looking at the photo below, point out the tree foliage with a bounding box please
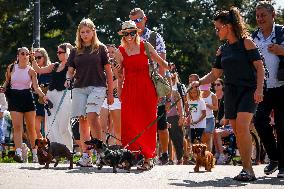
[0,0,283,84]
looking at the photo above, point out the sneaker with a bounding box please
[158,153,169,165]
[32,154,38,163]
[264,160,278,175]
[21,143,29,163]
[277,169,284,178]
[14,153,23,163]
[77,155,93,167]
[32,149,38,163]
[217,154,226,165]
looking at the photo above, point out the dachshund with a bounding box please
[35,138,73,169]
[85,138,143,173]
[192,143,215,172]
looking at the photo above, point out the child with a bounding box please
[187,86,206,144]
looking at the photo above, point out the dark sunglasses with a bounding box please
[214,83,221,86]
[122,31,137,37]
[20,52,29,56]
[35,56,43,60]
[132,17,144,23]
[57,51,66,54]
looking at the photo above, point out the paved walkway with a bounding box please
[0,163,283,189]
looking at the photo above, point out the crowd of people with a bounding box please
[0,1,283,181]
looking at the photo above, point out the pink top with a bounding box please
[11,64,32,90]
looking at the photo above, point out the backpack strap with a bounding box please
[274,24,284,45]
[149,31,157,50]
[252,28,260,41]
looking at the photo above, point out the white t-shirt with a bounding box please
[188,99,206,128]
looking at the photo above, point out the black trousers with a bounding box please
[254,85,284,169]
[168,115,184,160]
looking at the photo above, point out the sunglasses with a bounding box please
[35,56,43,60]
[215,25,227,33]
[57,51,65,54]
[214,83,221,86]
[122,31,137,37]
[132,17,144,23]
[20,52,29,56]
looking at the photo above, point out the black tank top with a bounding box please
[48,63,68,91]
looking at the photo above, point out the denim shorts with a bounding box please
[101,98,121,110]
[205,117,215,133]
[71,86,106,117]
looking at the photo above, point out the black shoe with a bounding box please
[13,154,23,163]
[159,153,169,165]
[277,168,284,178]
[264,160,278,175]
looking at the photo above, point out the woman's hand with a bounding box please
[178,116,184,127]
[254,87,263,104]
[0,86,6,93]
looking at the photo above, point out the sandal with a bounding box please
[233,170,257,182]
[137,161,153,171]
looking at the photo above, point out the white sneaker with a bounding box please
[21,143,29,163]
[14,148,23,163]
[32,149,38,163]
[77,155,92,167]
[217,154,227,165]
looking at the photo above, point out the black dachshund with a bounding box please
[85,138,143,173]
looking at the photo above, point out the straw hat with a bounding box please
[118,20,142,35]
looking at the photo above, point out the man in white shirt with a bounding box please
[253,1,284,178]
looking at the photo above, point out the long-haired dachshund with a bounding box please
[192,143,215,172]
[35,138,73,169]
[85,138,143,173]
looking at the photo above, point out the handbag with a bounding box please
[144,42,171,98]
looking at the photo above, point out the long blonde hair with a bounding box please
[34,47,51,66]
[75,18,101,54]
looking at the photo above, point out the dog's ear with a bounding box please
[35,139,39,146]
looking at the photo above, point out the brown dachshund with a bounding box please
[35,138,73,169]
[192,143,215,172]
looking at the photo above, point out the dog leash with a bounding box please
[123,87,191,149]
[46,89,68,137]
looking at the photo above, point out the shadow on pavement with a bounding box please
[169,176,284,187]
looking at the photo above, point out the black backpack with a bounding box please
[252,24,284,81]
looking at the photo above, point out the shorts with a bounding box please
[101,98,121,110]
[190,128,204,143]
[71,86,106,118]
[8,89,36,112]
[204,117,215,133]
[157,105,167,130]
[35,100,45,117]
[224,85,257,119]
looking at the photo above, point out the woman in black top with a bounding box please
[32,43,74,151]
[193,7,265,181]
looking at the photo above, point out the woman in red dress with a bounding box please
[115,21,169,170]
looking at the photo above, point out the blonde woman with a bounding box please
[0,47,46,163]
[32,43,74,151]
[65,18,114,167]
[33,48,51,139]
[115,20,169,171]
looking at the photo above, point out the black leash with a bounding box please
[123,89,190,149]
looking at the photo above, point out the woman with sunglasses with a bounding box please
[192,7,265,181]
[31,43,74,151]
[65,18,114,167]
[32,48,51,141]
[0,47,46,163]
[115,20,169,171]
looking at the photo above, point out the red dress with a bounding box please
[119,41,157,159]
